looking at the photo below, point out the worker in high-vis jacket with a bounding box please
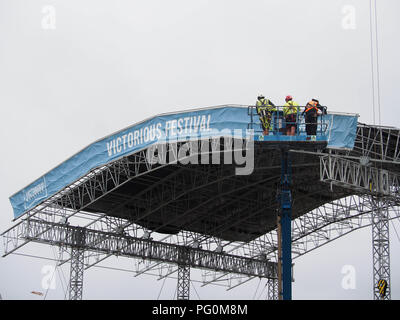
[302,99,324,140]
[256,94,276,135]
[283,95,299,136]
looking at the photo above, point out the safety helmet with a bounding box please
[308,100,317,107]
[257,94,265,100]
[285,95,293,102]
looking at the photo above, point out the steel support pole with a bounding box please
[177,248,190,300]
[177,264,190,300]
[277,215,283,300]
[267,277,279,300]
[371,197,391,300]
[69,228,86,300]
[278,149,292,300]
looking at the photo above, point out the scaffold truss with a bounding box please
[2,122,400,299]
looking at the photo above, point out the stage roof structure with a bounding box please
[9,105,359,242]
[3,104,399,300]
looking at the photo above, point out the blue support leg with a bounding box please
[279,149,292,300]
[281,207,292,300]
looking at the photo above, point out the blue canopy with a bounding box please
[9,105,358,219]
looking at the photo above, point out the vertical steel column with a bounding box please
[69,228,86,300]
[276,215,283,300]
[267,278,279,300]
[371,197,391,300]
[278,149,292,300]
[177,247,190,300]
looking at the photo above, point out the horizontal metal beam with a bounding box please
[17,219,277,279]
[320,155,400,201]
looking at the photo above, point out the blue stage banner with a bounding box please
[9,106,358,219]
[325,113,359,150]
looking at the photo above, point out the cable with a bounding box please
[157,277,167,300]
[191,281,201,300]
[43,248,60,300]
[369,0,382,126]
[374,0,382,126]
[369,0,376,125]
[53,246,68,295]
[252,278,261,300]
[257,281,267,300]
[390,219,400,243]
[173,285,177,300]
[50,246,68,300]
[64,283,70,300]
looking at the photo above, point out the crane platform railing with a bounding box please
[247,105,329,138]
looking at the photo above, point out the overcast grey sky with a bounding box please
[0,0,399,300]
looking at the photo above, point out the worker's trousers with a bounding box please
[305,116,317,136]
[258,110,273,131]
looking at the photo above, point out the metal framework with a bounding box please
[277,149,292,300]
[320,155,400,200]
[371,197,391,300]
[319,152,399,300]
[266,278,278,300]
[11,218,278,278]
[177,249,190,300]
[69,249,84,299]
[68,228,86,300]
[2,120,400,300]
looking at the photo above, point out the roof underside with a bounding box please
[53,123,400,243]
[82,142,352,242]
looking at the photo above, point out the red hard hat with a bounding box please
[285,95,293,102]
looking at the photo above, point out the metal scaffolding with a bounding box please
[320,153,396,300]
[6,218,278,277]
[277,149,293,300]
[177,264,190,300]
[69,246,85,300]
[320,155,400,200]
[266,278,278,300]
[371,197,391,300]
[177,247,191,300]
[69,227,86,300]
[2,121,400,299]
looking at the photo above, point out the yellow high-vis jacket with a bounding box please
[283,100,299,117]
[256,98,276,113]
